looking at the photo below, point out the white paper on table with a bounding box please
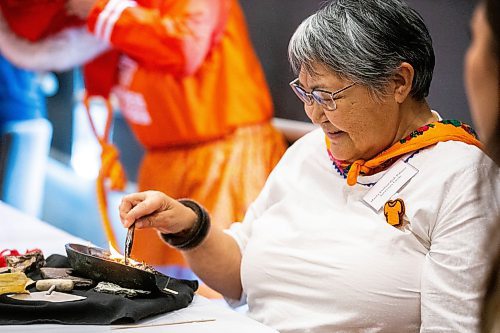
[8,291,86,303]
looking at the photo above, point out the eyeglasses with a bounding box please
[289,78,355,111]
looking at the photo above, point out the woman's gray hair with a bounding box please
[288,0,435,101]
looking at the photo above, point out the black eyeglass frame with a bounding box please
[289,78,355,111]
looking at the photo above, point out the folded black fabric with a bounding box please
[0,255,198,325]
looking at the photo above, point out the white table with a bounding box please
[0,201,278,333]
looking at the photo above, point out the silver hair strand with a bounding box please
[288,0,435,100]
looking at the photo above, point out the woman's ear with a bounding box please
[393,62,414,104]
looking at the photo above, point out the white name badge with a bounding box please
[362,159,418,212]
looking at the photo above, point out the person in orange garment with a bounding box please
[0,0,286,283]
[66,0,288,279]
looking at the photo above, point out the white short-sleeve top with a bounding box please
[226,127,500,333]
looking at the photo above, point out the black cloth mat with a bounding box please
[0,254,198,325]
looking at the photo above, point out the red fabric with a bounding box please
[83,51,121,98]
[0,248,43,268]
[0,0,113,97]
[0,249,20,267]
[0,0,84,42]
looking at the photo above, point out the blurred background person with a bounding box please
[465,0,499,165]
[0,0,108,219]
[68,0,287,286]
[0,0,285,290]
[464,0,500,332]
[0,53,52,218]
[0,0,288,292]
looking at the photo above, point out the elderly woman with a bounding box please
[119,0,500,331]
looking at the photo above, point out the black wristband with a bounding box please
[160,199,211,250]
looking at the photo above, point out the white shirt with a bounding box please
[226,128,500,333]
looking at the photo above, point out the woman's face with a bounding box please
[298,63,402,162]
[465,4,499,143]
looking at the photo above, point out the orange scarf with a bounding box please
[326,120,482,186]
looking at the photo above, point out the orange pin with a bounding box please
[384,199,406,227]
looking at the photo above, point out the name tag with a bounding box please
[362,159,418,212]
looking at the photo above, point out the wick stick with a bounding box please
[163,276,179,295]
[46,285,56,295]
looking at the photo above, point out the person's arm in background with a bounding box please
[68,0,228,76]
[0,11,109,72]
[119,191,243,300]
[420,165,500,332]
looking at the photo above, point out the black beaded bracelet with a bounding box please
[160,199,211,250]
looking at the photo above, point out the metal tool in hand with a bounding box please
[124,223,136,265]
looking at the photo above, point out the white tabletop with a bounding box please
[0,201,90,256]
[0,201,277,333]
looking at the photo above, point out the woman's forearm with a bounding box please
[182,225,243,300]
[119,191,243,299]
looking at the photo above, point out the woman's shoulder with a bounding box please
[413,140,495,173]
[413,140,498,185]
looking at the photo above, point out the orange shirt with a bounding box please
[87,0,274,148]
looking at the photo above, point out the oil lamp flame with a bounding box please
[108,242,140,265]
[108,242,123,260]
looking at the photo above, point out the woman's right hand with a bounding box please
[118,191,197,235]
